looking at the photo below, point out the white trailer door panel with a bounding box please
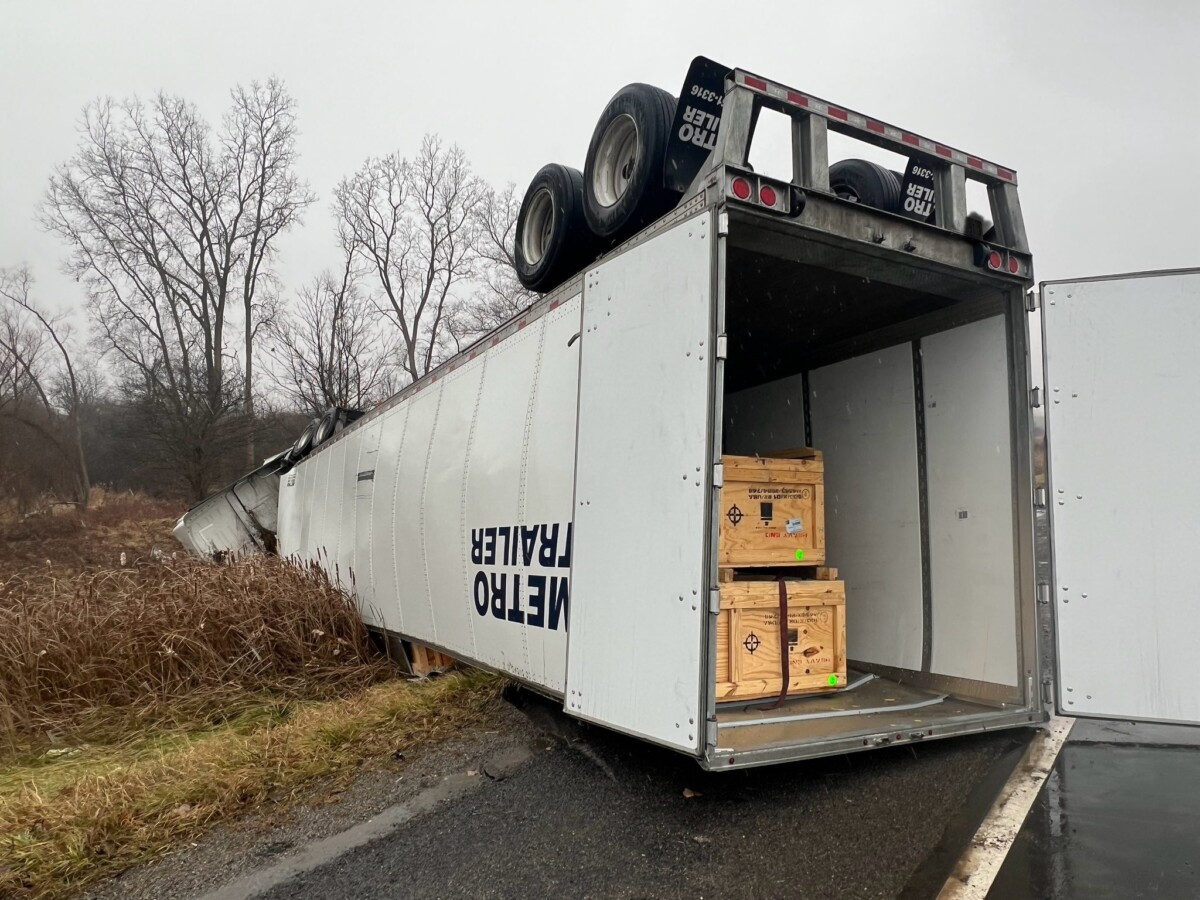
[1044,270,1200,725]
[566,214,714,753]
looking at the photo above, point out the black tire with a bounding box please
[312,408,340,447]
[829,159,902,212]
[289,417,320,461]
[515,163,595,293]
[583,83,680,241]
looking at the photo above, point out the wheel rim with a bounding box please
[592,114,639,208]
[833,183,861,203]
[521,188,555,265]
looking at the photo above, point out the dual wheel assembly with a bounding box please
[515,83,681,294]
[284,407,365,466]
[515,83,969,294]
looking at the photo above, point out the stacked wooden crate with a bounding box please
[716,451,847,702]
[408,642,456,676]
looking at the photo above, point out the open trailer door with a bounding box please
[564,210,715,753]
[1043,268,1200,726]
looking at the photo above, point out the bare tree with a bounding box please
[334,135,484,383]
[42,81,313,500]
[453,181,535,340]
[226,82,313,460]
[266,250,398,415]
[0,267,91,507]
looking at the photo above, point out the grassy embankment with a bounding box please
[0,491,497,899]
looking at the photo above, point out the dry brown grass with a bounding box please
[0,486,501,899]
[0,487,183,574]
[0,556,397,746]
[0,671,501,900]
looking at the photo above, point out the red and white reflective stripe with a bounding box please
[735,71,1017,185]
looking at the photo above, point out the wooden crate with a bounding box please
[715,579,846,702]
[407,642,456,676]
[719,454,825,568]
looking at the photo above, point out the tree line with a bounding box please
[1,79,533,508]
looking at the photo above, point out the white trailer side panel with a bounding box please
[566,214,713,753]
[279,294,583,694]
[509,302,580,690]
[325,438,348,584]
[300,449,323,563]
[277,469,302,565]
[1044,270,1200,725]
[455,298,579,690]
[335,433,358,592]
[352,420,382,615]
[423,360,484,656]
[367,403,411,633]
[463,316,552,680]
[390,383,443,641]
[809,346,925,672]
[923,316,1019,687]
[309,441,332,564]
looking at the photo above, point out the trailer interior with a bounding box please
[711,206,1041,766]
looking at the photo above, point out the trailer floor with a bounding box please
[716,671,1010,756]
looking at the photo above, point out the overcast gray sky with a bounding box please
[2,0,1198,315]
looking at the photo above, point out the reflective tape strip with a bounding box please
[734,70,1017,184]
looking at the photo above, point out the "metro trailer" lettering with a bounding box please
[470,521,572,631]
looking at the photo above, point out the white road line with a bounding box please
[937,716,1075,900]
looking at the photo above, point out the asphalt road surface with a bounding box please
[988,722,1200,899]
[248,690,1029,900]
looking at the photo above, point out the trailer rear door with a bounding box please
[565,213,715,753]
[1043,269,1200,726]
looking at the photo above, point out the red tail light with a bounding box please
[725,168,804,218]
[987,251,1003,270]
[1008,257,1020,274]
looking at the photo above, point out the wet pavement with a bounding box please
[254,690,1030,900]
[988,725,1200,899]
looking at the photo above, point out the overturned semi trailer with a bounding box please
[172,454,287,560]
[176,60,1200,769]
[173,407,362,559]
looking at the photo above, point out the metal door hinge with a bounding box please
[705,717,719,748]
[1038,581,1051,605]
[717,210,729,236]
[708,588,722,614]
[1034,486,1047,508]
[1026,290,1040,312]
[1030,386,1042,408]
[715,334,728,360]
[713,463,724,487]
[1041,677,1054,705]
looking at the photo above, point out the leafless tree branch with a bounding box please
[41,83,311,499]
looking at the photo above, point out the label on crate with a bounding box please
[736,607,836,680]
[469,522,572,631]
[746,485,812,503]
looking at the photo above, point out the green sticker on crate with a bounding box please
[828,674,838,686]
[795,549,805,561]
